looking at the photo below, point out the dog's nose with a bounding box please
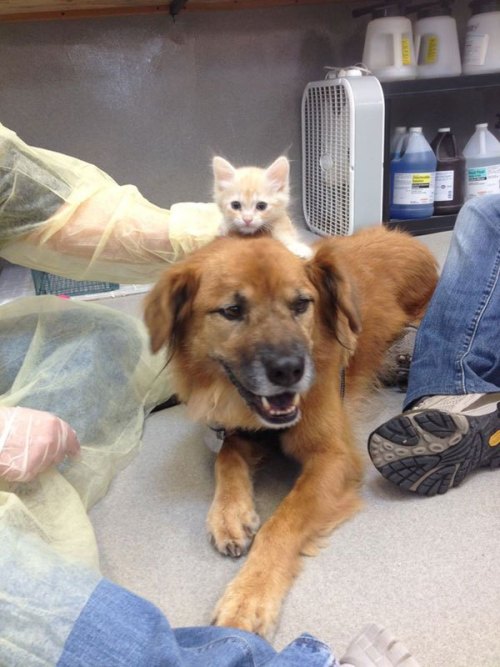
[265,354,305,388]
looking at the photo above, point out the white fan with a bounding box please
[301,67,385,236]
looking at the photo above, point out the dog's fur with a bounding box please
[144,226,438,636]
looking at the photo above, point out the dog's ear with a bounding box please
[144,264,200,355]
[306,244,361,349]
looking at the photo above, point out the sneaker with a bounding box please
[340,623,421,667]
[368,393,500,496]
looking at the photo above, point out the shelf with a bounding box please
[382,72,500,98]
[381,73,500,236]
[385,214,456,236]
[0,0,339,22]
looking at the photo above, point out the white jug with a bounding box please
[463,0,500,75]
[353,3,417,81]
[411,1,462,78]
[463,123,500,198]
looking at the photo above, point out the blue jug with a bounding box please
[390,126,437,219]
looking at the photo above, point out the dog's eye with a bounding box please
[291,297,311,315]
[230,201,242,211]
[255,201,267,211]
[218,304,244,321]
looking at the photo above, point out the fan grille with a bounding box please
[303,82,351,236]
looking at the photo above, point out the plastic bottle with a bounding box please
[352,3,417,81]
[462,123,500,199]
[409,0,462,78]
[430,127,465,214]
[390,127,437,219]
[463,0,500,75]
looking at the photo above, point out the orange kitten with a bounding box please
[212,156,312,258]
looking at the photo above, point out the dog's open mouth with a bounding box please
[220,361,301,427]
[252,391,300,426]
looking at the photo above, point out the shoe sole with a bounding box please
[368,404,500,496]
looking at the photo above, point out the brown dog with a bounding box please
[144,226,438,636]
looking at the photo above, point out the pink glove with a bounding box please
[0,407,80,482]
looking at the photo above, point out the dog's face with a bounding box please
[145,236,360,430]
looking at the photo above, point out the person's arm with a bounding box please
[0,122,221,283]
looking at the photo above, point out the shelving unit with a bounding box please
[0,0,339,22]
[381,72,500,236]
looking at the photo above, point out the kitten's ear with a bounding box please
[265,156,289,193]
[213,156,236,190]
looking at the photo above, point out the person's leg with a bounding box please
[369,195,500,496]
[60,580,339,667]
[0,523,336,667]
[405,194,500,406]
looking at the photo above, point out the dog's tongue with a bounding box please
[268,392,296,410]
[258,392,300,423]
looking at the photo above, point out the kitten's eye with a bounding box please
[230,201,242,211]
[291,297,312,316]
[218,304,244,321]
[256,201,267,211]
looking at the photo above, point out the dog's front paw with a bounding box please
[207,502,260,558]
[212,579,280,637]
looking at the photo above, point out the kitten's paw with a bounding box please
[285,241,314,259]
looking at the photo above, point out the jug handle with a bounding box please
[414,33,421,65]
[392,32,401,67]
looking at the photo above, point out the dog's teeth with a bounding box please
[261,395,299,417]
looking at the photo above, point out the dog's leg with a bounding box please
[212,446,362,636]
[207,434,263,558]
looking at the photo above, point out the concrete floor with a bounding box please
[3,229,499,665]
[87,229,499,666]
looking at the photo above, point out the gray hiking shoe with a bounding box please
[368,393,500,496]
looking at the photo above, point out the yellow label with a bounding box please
[412,173,431,185]
[402,37,412,66]
[424,36,438,64]
[489,430,500,447]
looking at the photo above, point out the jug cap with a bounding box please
[438,127,451,132]
[469,0,500,14]
[352,2,405,19]
[406,0,454,18]
[409,127,423,132]
[476,122,488,129]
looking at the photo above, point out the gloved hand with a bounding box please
[0,406,80,482]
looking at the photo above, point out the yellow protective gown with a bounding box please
[0,295,172,569]
[0,123,221,571]
[0,122,222,283]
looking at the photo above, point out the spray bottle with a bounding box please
[407,0,462,78]
[352,2,417,81]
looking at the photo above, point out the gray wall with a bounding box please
[0,5,365,224]
[0,1,473,225]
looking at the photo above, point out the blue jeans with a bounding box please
[0,526,337,667]
[404,194,500,409]
[59,580,338,667]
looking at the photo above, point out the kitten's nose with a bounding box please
[243,217,254,225]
